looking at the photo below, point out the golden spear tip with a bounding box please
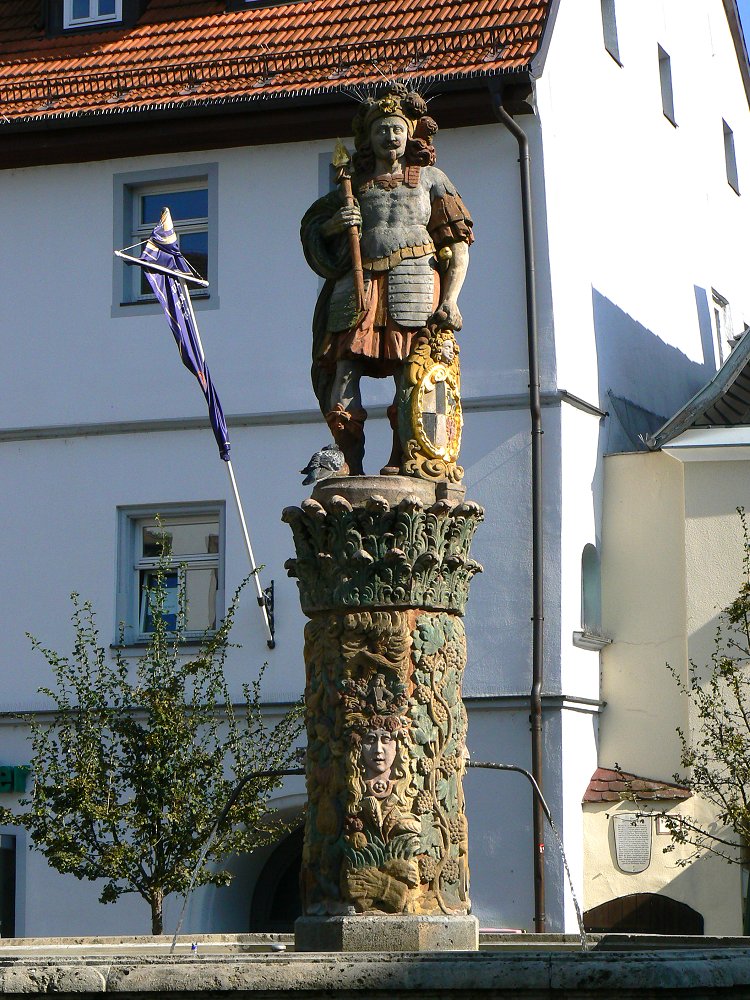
[332,139,351,167]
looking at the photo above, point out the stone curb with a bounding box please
[0,950,749,995]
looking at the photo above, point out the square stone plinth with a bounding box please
[294,915,479,953]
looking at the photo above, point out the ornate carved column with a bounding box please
[284,476,483,952]
[294,81,481,952]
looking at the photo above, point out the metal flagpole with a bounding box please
[178,277,276,649]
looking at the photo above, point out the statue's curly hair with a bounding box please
[351,87,437,176]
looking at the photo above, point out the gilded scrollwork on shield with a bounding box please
[398,328,464,483]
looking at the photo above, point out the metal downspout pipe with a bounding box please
[492,90,546,933]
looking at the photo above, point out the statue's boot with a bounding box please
[380,403,403,476]
[326,404,366,476]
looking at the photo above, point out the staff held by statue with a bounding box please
[332,139,366,315]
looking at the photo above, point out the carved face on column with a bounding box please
[439,338,455,364]
[360,728,397,793]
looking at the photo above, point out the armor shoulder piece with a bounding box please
[423,166,458,200]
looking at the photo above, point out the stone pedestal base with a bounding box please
[294,915,479,953]
[311,475,465,509]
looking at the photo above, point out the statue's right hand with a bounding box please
[321,204,362,237]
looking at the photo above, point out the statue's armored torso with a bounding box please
[358,174,433,263]
[327,167,456,332]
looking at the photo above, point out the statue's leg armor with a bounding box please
[380,397,403,475]
[326,360,367,476]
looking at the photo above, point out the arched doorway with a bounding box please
[248,826,304,932]
[584,893,704,935]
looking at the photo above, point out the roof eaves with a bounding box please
[0,65,527,132]
[646,330,750,450]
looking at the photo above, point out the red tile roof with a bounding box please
[0,0,551,123]
[583,768,692,804]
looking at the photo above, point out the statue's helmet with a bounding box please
[352,84,431,149]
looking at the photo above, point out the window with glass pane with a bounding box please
[64,0,121,25]
[134,514,220,636]
[132,182,209,300]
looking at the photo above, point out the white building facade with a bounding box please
[0,0,748,936]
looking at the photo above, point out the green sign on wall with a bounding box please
[0,767,29,793]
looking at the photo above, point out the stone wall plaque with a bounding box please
[613,813,652,873]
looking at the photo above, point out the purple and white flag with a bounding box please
[140,208,230,461]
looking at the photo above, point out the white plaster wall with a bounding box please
[555,401,606,931]
[0,701,540,936]
[560,705,599,932]
[559,402,605,700]
[600,451,688,780]
[0,377,561,934]
[0,125,530,432]
[583,798,741,934]
[539,0,750,934]
[0,405,557,707]
[596,450,748,932]
[681,457,750,936]
[0,108,569,932]
[537,0,750,422]
[462,406,562,698]
[682,459,750,666]
[464,701,553,932]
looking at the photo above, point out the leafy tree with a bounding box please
[1,546,302,935]
[664,508,750,928]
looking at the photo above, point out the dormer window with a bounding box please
[63,0,122,28]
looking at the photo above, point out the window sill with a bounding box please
[120,292,210,307]
[112,293,218,318]
[63,19,123,32]
[573,630,613,652]
[111,636,215,654]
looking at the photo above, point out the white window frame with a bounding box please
[129,178,209,303]
[113,163,219,316]
[712,289,734,366]
[64,0,122,28]
[116,503,226,647]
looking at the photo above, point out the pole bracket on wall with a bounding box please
[262,580,275,649]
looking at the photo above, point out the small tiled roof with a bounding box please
[0,0,551,124]
[583,768,691,804]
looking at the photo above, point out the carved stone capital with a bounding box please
[283,478,483,617]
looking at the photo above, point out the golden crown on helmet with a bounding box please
[352,83,434,148]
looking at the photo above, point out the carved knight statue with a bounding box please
[301,85,473,479]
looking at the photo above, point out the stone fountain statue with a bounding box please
[286,85,483,953]
[300,84,473,481]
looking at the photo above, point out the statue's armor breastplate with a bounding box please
[327,178,437,332]
[358,181,432,262]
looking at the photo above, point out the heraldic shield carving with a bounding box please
[399,327,464,484]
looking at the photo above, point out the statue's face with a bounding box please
[440,339,455,363]
[361,728,397,778]
[370,115,408,161]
